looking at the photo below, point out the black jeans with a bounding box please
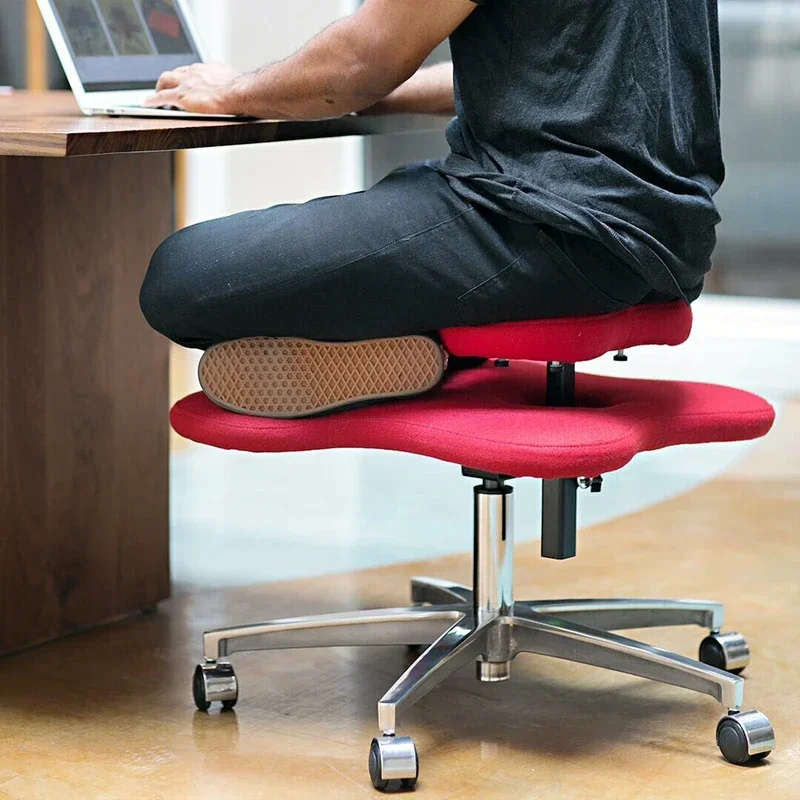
[140,161,661,350]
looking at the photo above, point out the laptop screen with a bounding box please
[50,0,201,92]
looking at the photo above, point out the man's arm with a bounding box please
[145,0,475,118]
[360,62,455,116]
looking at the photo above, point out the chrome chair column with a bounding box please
[473,479,514,681]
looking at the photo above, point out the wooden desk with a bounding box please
[0,92,446,654]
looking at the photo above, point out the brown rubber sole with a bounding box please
[198,335,447,418]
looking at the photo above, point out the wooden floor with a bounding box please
[1,407,799,799]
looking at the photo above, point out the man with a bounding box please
[140,0,723,417]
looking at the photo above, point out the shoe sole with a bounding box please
[198,335,446,419]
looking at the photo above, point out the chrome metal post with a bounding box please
[518,598,725,632]
[202,607,461,661]
[377,615,482,735]
[473,480,514,681]
[510,612,745,710]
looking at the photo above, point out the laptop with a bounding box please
[36,0,241,119]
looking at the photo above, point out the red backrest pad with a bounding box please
[440,301,693,362]
[171,362,774,480]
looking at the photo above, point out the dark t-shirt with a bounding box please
[439,0,725,301]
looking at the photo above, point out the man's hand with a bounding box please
[143,62,243,114]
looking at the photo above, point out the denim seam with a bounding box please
[457,246,533,326]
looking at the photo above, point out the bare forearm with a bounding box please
[147,0,476,117]
[227,16,419,120]
[362,63,455,115]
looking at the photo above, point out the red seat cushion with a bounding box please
[171,362,774,480]
[440,301,692,362]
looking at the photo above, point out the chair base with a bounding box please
[192,477,775,788]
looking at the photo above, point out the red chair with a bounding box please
[172,301,777,790]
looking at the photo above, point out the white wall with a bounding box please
[184,0,362,226]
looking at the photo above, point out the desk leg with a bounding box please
[0,153,172,654]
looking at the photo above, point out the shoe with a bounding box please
[198,335,447,418]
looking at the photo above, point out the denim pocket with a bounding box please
[533,229,632,311]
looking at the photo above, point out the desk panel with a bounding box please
[0,152,171,653]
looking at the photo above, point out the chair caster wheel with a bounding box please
[717,711,775,764]
[699,631,750,674]
[193,662,238,711]
[369,736,419,792]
